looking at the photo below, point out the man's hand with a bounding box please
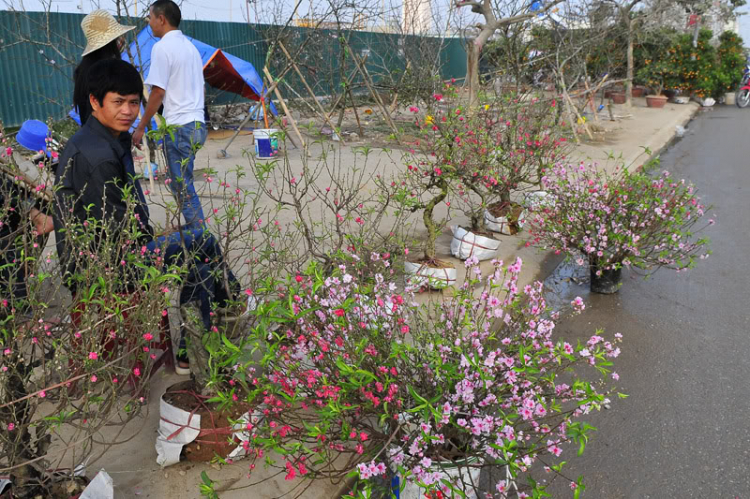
[132,125,146,150]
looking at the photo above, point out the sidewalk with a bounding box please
[90,98,701,498]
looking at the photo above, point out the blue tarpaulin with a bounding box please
[127,26,271,106]
[70,26,274,126]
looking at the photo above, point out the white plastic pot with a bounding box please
[484,208,527,235]
[524,191,555,211]
[404,261,456,290]
[450,226,500,261]
[394,458,482,499]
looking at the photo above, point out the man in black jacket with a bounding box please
[53,59,238,368]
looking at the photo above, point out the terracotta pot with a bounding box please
[646,95,668,108]
[631,87,645,98]
[611,92,626,104]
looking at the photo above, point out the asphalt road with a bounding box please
[545,104,750,497]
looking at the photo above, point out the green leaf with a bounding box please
[200,471,213,486]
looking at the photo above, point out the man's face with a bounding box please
[148,7,164,37]
[90,92,140,136]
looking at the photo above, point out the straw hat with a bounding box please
[80,10,135,57]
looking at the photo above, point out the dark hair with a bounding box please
[88,59,143,107]
[150,0,181,28]
[73,40,121,125]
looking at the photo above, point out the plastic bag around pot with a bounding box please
[484,207,527,235]
[391,456,482,499]
[450,225,500,261]
[404,261,456,290]
[155,387,262,467]
[523,190,556,211]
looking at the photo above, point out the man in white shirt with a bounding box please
[133,0,206,230]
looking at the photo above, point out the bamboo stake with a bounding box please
[327,54,368,119]
[564,91,594,141]
[390,59,412,113]
[260,96,270,129]
[263,66,306,148]
[346,48,400,137]
[562,91,580,144]
[583,78,599,124]
[278,42,341,141]
[347,85,364,138]
[139,85,161,193]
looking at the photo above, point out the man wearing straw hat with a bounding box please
[133,0,207,231]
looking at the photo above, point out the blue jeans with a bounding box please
[164,122,208,230]
[146,228,237,330]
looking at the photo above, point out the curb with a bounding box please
[628,103,701,171]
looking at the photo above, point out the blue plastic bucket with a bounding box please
[254,128,279,159]
[16,120,51,157]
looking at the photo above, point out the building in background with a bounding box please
[402,0,433,34]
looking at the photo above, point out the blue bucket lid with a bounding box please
[16,120,52,157]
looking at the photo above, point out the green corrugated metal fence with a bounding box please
[0,11,466,127]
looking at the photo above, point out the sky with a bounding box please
[0,0,468,30]
[3,0,749,47]
[738,7,750,47]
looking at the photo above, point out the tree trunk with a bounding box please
[422,179,448,261]
[467,28,496,109]
[467,41,482,109]
[626,21,634,108]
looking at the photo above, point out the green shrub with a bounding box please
[716,31,746,93]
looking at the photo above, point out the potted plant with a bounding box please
[240,254,622,498]
[397,91,461,288]
[0,137,168,496]
[483,97,566,236]
[528,162,712,293]
[717,31,746,105]
[637,60,670,108]
[428,101,504,261]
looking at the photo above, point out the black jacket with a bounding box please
[53,117,153,290]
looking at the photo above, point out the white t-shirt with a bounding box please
[145,30,205,126]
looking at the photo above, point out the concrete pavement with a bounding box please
[541,103,748,497]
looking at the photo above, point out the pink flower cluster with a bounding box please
[244,253,622,498]
[529,163,712,273]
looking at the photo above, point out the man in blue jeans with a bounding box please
[133,0,206,230]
